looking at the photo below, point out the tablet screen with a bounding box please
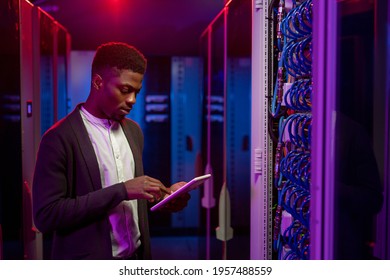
[150,174,211,211]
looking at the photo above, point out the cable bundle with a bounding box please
[284,79,312,111]
[280,219,310,259]
[281,0,312,40]
[271,0,313,116]
[279,149,311,189]
[277,112,312,148]
[283,36,312,78]
[271,0,312,260]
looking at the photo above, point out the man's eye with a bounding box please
[120,87,140,95]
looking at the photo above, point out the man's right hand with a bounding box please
[124,175,170,202]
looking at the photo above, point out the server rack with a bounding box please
[251,0,389,260]
[0,0,71,259]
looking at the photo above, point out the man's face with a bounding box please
[97,68,144,121]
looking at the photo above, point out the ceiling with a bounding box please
[30,0,374,57]
[31,0,225,56]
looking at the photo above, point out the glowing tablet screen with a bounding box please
[150,174,211,212]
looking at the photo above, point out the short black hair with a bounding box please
[91,42,147,75]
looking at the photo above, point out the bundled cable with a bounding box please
[280,0,312,40]
[283,36,312,78]
[277,219,310,260]
[271,0,312,260]
[284,79,312,111]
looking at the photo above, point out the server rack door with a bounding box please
[333,1,384,260]
[312,0,387,260]
[20,0,44,260]
[170,57,202,230]
[200,11,225,260]
[143,57,172,231]
[0,0,23,260]
[225,0,251,260]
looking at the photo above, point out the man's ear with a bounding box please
[92,74,103,90]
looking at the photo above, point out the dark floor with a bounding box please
[151,234,250,260]
[1,230,250,260]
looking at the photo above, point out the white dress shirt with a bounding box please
[80,106,141,258]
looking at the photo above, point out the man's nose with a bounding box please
[126,92,136,104]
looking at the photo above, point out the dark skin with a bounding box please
[83,67,190,209]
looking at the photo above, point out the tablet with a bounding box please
[150,174,211,212]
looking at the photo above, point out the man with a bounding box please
[32,42,189,260]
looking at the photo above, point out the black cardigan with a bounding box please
[32,105,151,259]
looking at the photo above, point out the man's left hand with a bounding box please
[160,181,190,212]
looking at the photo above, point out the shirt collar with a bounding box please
[80,105,117,129]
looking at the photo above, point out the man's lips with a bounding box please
[120,108,131,114]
